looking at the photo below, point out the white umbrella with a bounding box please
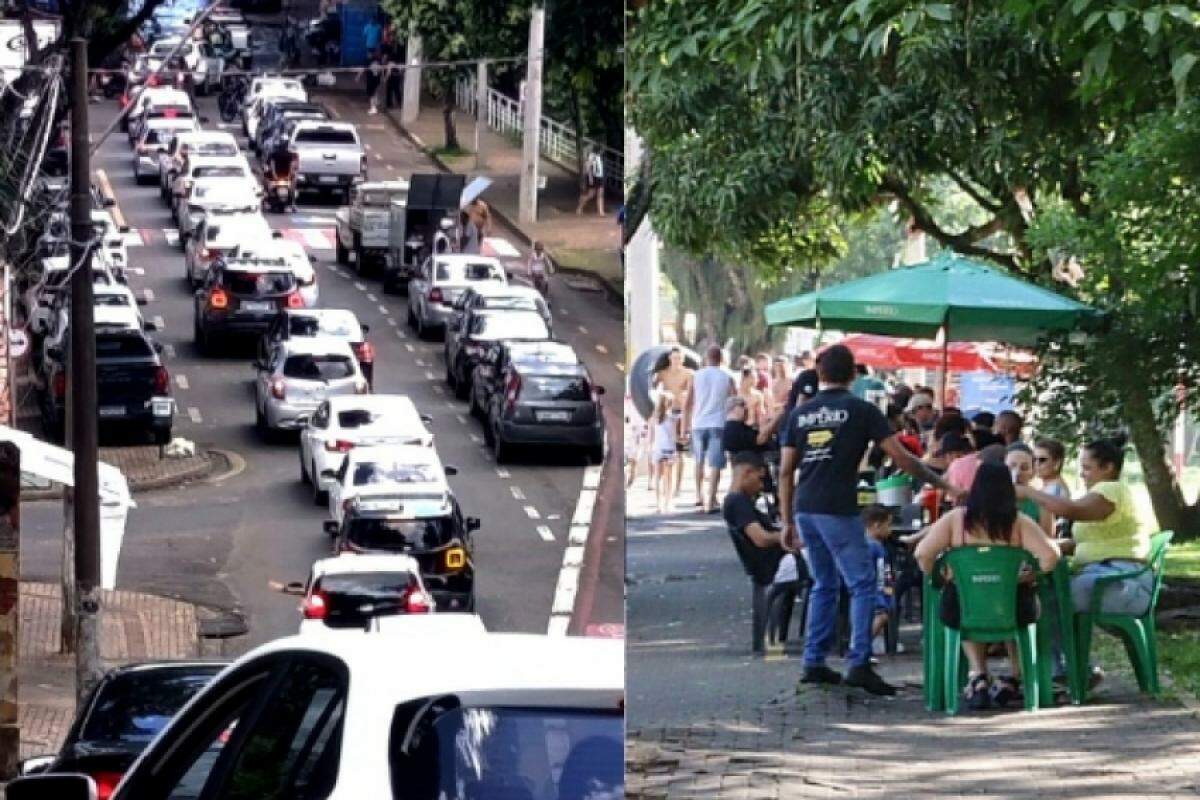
[459,176,493,208]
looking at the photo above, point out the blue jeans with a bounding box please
[1071,560,1153,615]
[691,427,726,469]
[797,512,876,669]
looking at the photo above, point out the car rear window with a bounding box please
[474,314,549,340]
[345,517,452,550]
[338,409,380,428]
[435,261,503,283]
[318,571,417,599]
[94,293,131,307]
[388,706,622,800]
[295,128,357,145]
[195,165,245,178]
[521,375,591,402]
[194,141,238,157]
[95,336,153,358]
[352,461,440,487]
[481,295,539,312]
[226,271,296,295]
[290,314,359,339]
[143,129,161,145]
[283,354,355,381]
[80,668,222,745]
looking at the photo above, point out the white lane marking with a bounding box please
[415,358,428,367]
[455,414,467,424]
[432,385,444,394]
[424,371,436,381]
[303,228,333,250]
[164,229,179,247]
[152,315,165,331]
[336,270,350,279]
[354,282,366,291]
[524,505,541,520]
[187,406,203,424]
[217,122,240,129]
[549,463,603,633]
[537,525,555,542]
[615,363,624,372]
[375,153,385,161]
[468,433,482,444]
[404,343,414,351]
[143,288,155,302]
[595,344,608,354]
[495,467,510,478]
[510,486,525,500]
[365,292,377,302]
[558,307,568,316]
[578,325,588,334]
[163,344,176,359]
[444,400,457,410]
[324,263,339,271]
[175,374,189,390]
[388,317,398,326]
[378,305,388,314]
[364,143,373,151]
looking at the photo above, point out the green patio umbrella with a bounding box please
[765,253,1102,347]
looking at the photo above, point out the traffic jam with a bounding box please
[5,1,623,797]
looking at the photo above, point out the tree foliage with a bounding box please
[544,0,622,163]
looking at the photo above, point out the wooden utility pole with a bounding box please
[68,37,102,704]
[518,5,544,224]
[0,442,19,779]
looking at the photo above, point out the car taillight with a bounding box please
[445,546,466,571]
[360,153,367,174]
[286,291,304,309]
[302,592,327,619]
[52,373,66,398]
[352,341,374,362]
[324,439,354,453]
[354,379,369,395]
[208,287,228,309]
[269,377,286,400]
[405,588,432,613]
[120,92,129,106]
[505,373,522,408]
[90,770,123,800]
[428,287,444,304]
[153,366,169,394]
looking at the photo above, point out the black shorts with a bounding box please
[938,581,1039,629]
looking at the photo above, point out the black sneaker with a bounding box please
[799,665,843,685]
[965,673,991,711]
[989,675,1021,708]
[844,664,898,696]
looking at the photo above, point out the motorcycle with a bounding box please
[218,75,248,123]
[263,175,295,213]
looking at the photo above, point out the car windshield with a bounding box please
[481,296,539,313]
[319,572,416,603]
[290,314,358,338]
[95,335,153,358]
[195,166,245,178]
[338,409,382,428]
[143,130,161,145]
[352,460,440,486]
[94,294,131,307]
[295,128,357,145]
[193,141,238,157]
[521,375,591,402]
[361,189,405,206]
[226,271,295,295]
[80,668,222,745]
[345,517,452,551]
[283,354,355,381]
[436,261,504,283]
[473,314,549,340]
[389,706,623,800]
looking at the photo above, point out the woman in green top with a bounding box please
[1016,437,1152,617]
[1005,443,1053,536]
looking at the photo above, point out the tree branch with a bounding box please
[89,0,169,69]
[944,168,1002,214]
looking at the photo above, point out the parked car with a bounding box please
[255,337,368,437]
[406,254,507,340]
[193,251,305,351]
[293,553,433,632]
[290,120,365,202]
[257,308,372,387]
[4,631,623,800]
[17,661,226,800]
[298,393,433,504]
[444,309,551,399]
[478,339,606,464]
[450,282,552,331]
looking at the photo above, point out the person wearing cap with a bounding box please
[906,391,937,431]
[969,412,1002,449]
[778,344,964,696]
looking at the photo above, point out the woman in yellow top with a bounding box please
[1016,437,1151,617]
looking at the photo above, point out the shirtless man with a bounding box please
[653,346,694,501]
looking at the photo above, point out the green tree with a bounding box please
[628,0,1200,536]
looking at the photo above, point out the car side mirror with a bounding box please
[6,774,97,800]
[18,755,55,776]
[102,196,116,208]
[282,581,306,596]
[594,385,606,396]
[322,520,338,535]
[118,225,131,234]
[420,414,433,425]
[199,115,211,124]
[136,296,149,306]
[295,413,310,427]
[46,346,62,360]
[320,469,336,480]
[444,465,458,477]
[466,517,481,532]
[272,230,283,239]
[193,289,205,299]
[359,323,369,334]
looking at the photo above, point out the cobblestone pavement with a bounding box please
[20,445,217,500]
[18,582,204,759]
[626,458,1200,799]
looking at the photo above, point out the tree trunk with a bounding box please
[442,96,459,151]
[569,83,585,192]
[1122,380,1200,540]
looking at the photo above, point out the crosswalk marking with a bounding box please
[163,228,179,247]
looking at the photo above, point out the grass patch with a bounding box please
[432,145,473,159]
[554,247,623,286]
[1158,629,1200,702]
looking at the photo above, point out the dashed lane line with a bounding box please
[510,486,525,500]
[143,288,155,302]
[404,343,415,351]
[495,467,510,478]
[163,344,176,359]
[432,385,444,395]
[595,344,608,354]
[615,363,624,372]
[424,371,436,381]
[354,282,367,291]
[578,325,589,334]
[536,525,555,542]
[152,315,165,331]
[187,406,203,424]
[388,318,398,326]
[378,305,388,314]
[415,358,428,367]
[175,374,189,390]
[365,292,377,302]
[468,433,482,444]
[524,505,541,520]
[456,414,467,424]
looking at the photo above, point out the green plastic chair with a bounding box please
[922,573,945,712]
[938,546,1048,714]
[1074,530,1173,698]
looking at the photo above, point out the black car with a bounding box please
[40,328,174,444]
[254,101,330,154]
[193,258,305,352]
[444,309,550,400]
[324,497,480,612]
[475,340,605,464]
[20,661,226,798]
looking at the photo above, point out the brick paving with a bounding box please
[17,582,203,759]
[19,446,215,501]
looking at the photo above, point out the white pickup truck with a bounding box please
[290,121,365,203]
[334,180,409,273]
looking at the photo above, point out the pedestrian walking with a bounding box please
[576,147,606,215]
[778,344,963,696]
[653,346,694,504]
[684,346,736,514]
[651,392,680,514]
[363,15,383,58]
[385,55,403,109]
[362,52,383,115]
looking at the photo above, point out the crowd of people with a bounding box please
[627,342,1152,709]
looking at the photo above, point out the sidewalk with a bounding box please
[18,581,205,759]
[17,445,219,500]
[626,459,1200,799]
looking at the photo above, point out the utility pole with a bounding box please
[68,38,102,704]
[474,59,488,170]
[401,31,422,125]
[518,4,544,224]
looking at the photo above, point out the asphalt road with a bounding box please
[19,62,624,651]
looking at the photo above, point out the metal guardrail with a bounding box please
[454,77,622,191]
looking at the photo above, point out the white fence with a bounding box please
[454,77,622,191]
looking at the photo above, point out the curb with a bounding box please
[21,449,226,501]
[375,107,623,306]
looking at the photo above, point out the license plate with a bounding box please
[319,175,340,184]
[535,410,570,423]
[151,399,173,416]
[99,406,125,417]
[241,300,272,312]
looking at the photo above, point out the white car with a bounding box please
[256,337,368,435]
[299,394,434,504]
[8,630,623,800]
[174,169,262,239]
[171,154,255,214]
[90,210,131,275]
[38,284,148,373]
[232,238,319,306]
[127,86,193,144]
[243,77,307,135]
[158,130,240,199]
[326,444,454,527]
[184,211,274,287]
[295,553,435,633]
[133,117,199,183]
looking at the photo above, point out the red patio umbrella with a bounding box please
[831,334,998,373]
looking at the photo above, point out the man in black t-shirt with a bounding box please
[722,451,784,582]
[778,345,961,696]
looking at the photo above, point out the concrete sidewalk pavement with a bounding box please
[625,468,1200,799]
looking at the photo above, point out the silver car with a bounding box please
[406,254,507,340]
[254,337,367,438]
